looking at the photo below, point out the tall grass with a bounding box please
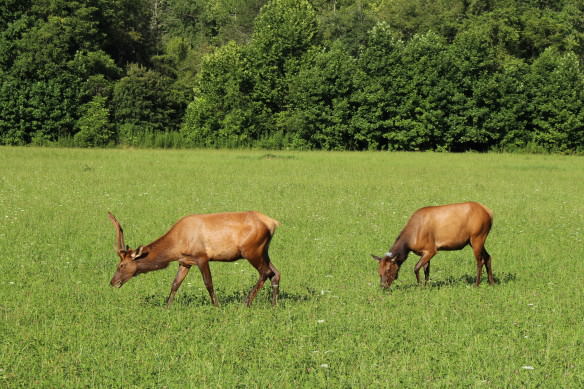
[1,148,583,387]
[51,130,295,150]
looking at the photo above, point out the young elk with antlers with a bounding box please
[371,202,494,289]
[108,211,281,306]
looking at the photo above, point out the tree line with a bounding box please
[1,0,583,152]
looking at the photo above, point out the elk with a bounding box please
[371,201,494,289]
[107,211,281,306]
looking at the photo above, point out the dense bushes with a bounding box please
[1,0,583,152]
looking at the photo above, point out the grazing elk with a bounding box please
[371,201,494,289]
[107,211,281,306]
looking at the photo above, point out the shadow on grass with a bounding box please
[142,288,317,308]
[260,153,297,160]
[235,153,298,160]
[391,272,517,291]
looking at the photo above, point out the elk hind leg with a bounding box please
[245,262,269,307]
[245,250,280,307]
[471,236,490,286]
[268,261,280,306]
[483,247,494,285]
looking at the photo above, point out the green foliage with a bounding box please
[526,48,584,152]
[74,96,113,147]
[279,42,360,150]
[97,0,156,65]
[250,0,318,63]
[247,0,319,115]
[374,0,467,41]
[439,27,501,151]
[481,58,531,150]
[352,25,452,150]
[182,0,320,146]
[154,0,266,90]
[1,0,584,151]
[351,22,403,150]
[157,0,211,46]
[181,41,254,147]
[112,64,186,145]
[0,0,151,145]
[0,0,31,30]
[316,1,378,54]
[0,74,81,144]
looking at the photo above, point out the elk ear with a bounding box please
[116,246,130,258]
[371,254,382,261]
[131,246,148,260]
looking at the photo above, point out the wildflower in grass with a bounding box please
[320,364,329,368]
[522,366,535,370]
[317,319,325,324]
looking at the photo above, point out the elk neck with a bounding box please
[135,239,178,273]
[390,234,410,263]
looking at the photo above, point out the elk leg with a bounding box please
[423,262,431,284]
[268,262,281,306]
[475,258,484,286]
[471,237,489,286]
[245,256,273,307]
[245,271,269,307]
[198,260,219,306]
[414,251,436,284]
[483,248,494,285]
[166,264,191,307]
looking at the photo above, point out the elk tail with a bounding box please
[255,212,280,235]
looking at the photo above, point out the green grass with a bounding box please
[1,147,583,387]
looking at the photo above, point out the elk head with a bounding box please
[108,212,148,288]
[371,252,401,289]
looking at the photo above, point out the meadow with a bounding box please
[1,147,583,388]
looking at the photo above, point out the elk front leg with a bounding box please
[198,260,219,306]
[414,251,436,284]
[166,264,191,307]
[423,262,431,284]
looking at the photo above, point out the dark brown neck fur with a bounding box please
[391,231,411,264]
[135,237,177,274]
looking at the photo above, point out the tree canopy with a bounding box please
[1,0,583,151]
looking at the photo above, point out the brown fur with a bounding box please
[108,211,281,306]
[372,202,494,289]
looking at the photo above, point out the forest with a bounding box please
[1,0,583,152]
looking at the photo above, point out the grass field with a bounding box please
[1,147,583,387]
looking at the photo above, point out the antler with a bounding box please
[108,212,126,252]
